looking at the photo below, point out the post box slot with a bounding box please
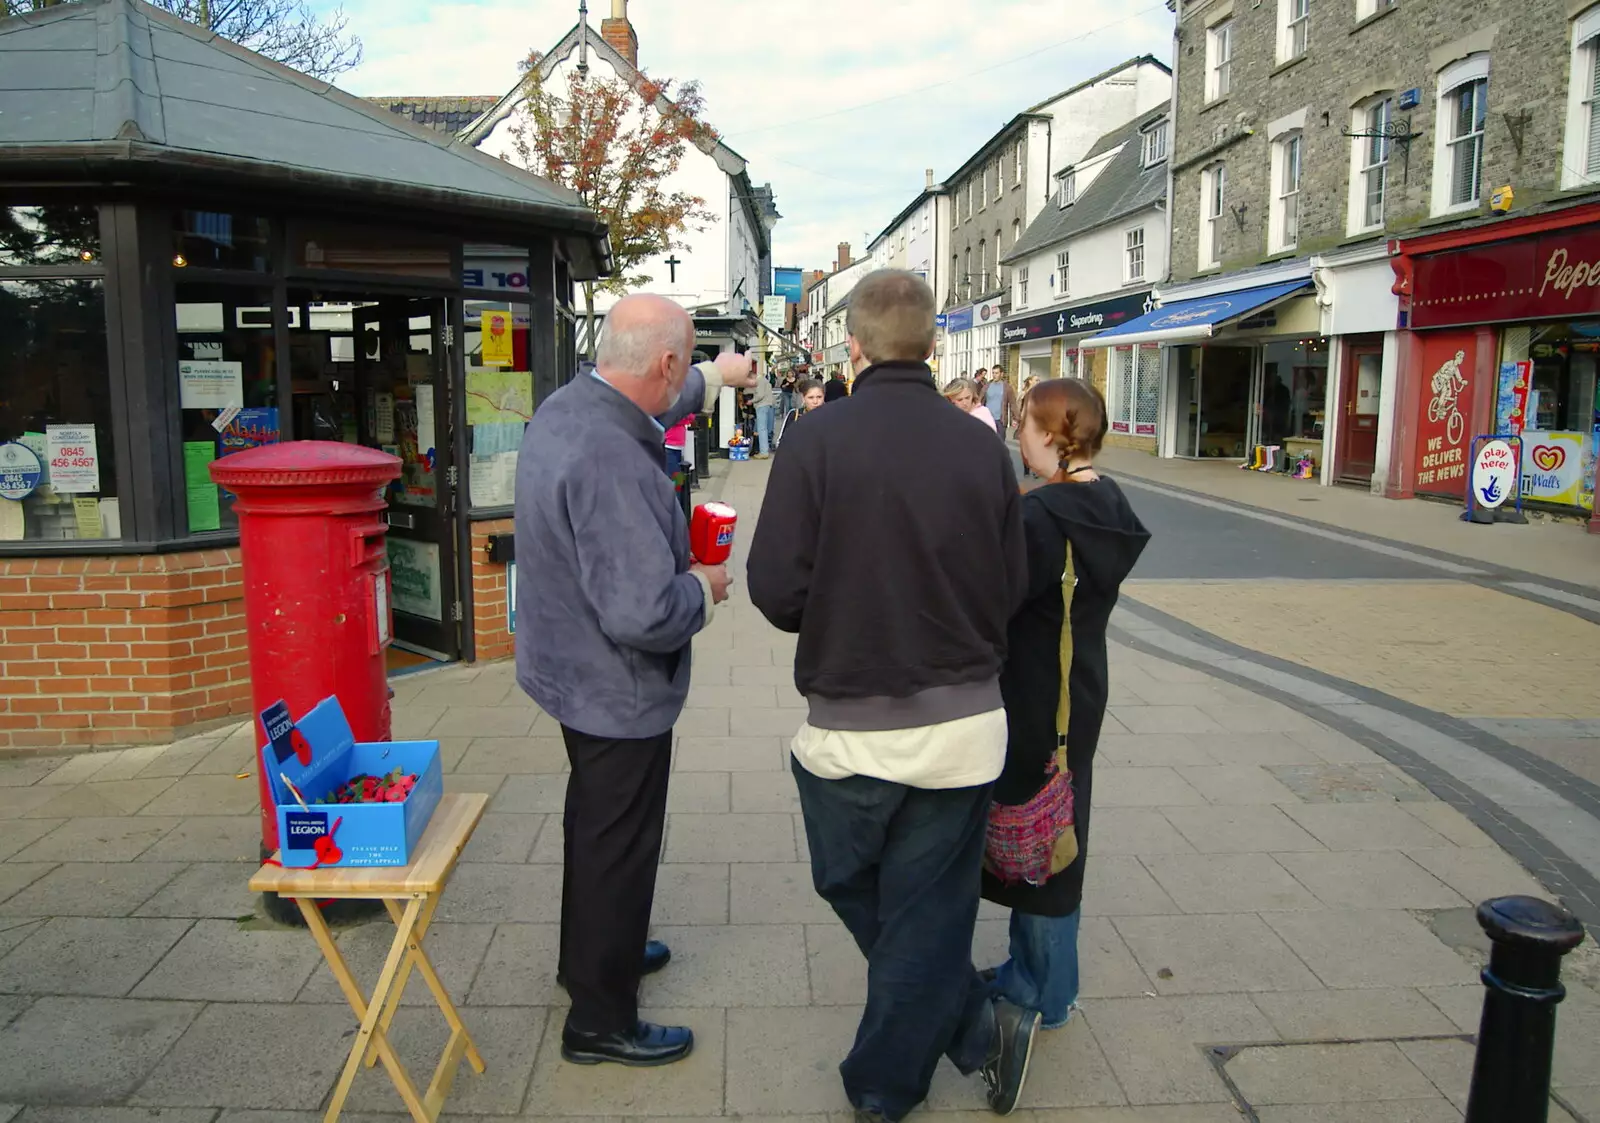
[349,523,388,568]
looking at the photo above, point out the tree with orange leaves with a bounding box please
[508,57,719,356]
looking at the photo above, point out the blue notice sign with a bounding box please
[0,442,43,500]
[260,699,297,764]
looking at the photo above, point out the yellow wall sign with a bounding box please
[480,311,514,366]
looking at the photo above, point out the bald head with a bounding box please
[597,294,693,381]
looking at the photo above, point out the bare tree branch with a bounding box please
[3,0,363,80]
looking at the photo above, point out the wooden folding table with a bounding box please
[250,791,490,1123]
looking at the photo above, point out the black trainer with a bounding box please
[980,997,1040,1115]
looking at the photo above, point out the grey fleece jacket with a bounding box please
[514,364,724,739]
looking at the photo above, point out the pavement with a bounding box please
[1,456,1599,1121]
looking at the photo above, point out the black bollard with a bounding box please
[1464,896,1586,1123]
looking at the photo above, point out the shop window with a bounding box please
[1270,133,1302,252]
[1562,7,1600,188]
[0,279,121,542]
[173,285,281,535]
[0,204,100,268]
[1349,96,1393,233]
[464,299,534,510]
[1524,325,1600,435]
[1109,345,1161,436]
[1278,0,1309,63]
[1206,20,1233,102]
[1200,163,1227,270]
[1432,56,1490,214]
[1259,339,1329,451]
[173,211,272,271]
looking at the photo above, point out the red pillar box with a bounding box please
[210,442,401,855]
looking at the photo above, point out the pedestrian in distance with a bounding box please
[981,378,1149,1031]
[751,367,779,458]
[945,377,999,435]
[986,365,1018,434]
[749,269,1039,1121]
[778,377,825,446]
[824,370,850,402]
[513,293,756,1068]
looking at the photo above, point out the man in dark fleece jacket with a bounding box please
[516,294,754,1069]
[748,270,1037,1120]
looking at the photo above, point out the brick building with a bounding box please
[1091,0,1599,521]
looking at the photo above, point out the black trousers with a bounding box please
[791,758,996,1121]
[558,724,673,1034]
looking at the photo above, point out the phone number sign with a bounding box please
[0,442,42,500]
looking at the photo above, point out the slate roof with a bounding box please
[368,96,499,137]
[0,0,608,270]
[1002,102,1170,265]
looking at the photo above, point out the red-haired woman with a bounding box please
[981,378,1150,1029]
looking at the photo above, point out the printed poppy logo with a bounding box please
[289,727,313,766]
[1532,445,1566,472]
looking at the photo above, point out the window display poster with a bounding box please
[0,497,22,541]
[19,432,48,486]
[375,392,396,443]
[386,537,443,621]
[45,424,99,493]
[0,441,43,500]
[72,496,103,539]
[183,440,221,532]
[178,360,244,410]
[218,407,279,456]
[1520,430,1588,506]
[465,368,533,427]
[480,311,515,366]
[1495,361,1532,436]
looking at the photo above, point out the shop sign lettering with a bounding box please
[1413,339,1475,496]
[1470,439,1517,508]
[1412,222,1600,327]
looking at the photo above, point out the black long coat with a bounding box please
[981,478,1149,918]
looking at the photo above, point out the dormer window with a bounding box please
[1142,120,1169,167]
[1056,169,1077,208]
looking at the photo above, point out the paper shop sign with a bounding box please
[1411,222,1600,328]
[0,442,42,500]
[1520,430,1588,505]
[45,425,99,494]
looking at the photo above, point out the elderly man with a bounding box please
[749,271,1035,1120]
[515,293,754,1067]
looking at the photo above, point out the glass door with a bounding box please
[353,298,459,660]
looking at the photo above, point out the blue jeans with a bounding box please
[792,758,996,1121]
[755,404,775,455]
[989,908,1081,1029]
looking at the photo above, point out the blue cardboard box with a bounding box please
[729,445,751,461]
[261,696,443,869]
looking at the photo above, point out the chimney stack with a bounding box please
[836,242,851,271]
[601,0,637,66]
[926,168,934,190]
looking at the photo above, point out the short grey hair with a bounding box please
[595,310,691,379]
[845,270,936,364]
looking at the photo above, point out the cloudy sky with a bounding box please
[323,0,1172,270]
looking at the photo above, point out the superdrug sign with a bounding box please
[1000,290,1153,344]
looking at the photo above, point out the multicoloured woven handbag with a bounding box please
[984,549,1080,886]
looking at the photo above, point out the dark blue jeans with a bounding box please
[791,757,995,1121]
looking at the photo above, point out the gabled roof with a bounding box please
[458,21,771,258]
[1003,102,1169,265]
[0,0,608,269]
[1024,55,1171,115]
[369,96,500,136]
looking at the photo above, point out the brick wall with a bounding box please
[469,519,514,665]
[0,550,249,752]
[1170,0,1577,283]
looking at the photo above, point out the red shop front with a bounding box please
[1391,202,1600,529]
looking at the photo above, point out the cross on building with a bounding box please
[664,255,682,283]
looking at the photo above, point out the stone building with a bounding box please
[1090,0,1600,521]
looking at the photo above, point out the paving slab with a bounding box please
[1159,805,1326,854]
[1403,845,1551,902]
[1083,994,1278,1105]
[804,921,865,1005]
[0,863,183,918]
[724,1005,858,1115]
[729,862,836,924]
[1250,988,1461,1040]
[1141,853,1322,913]
[491,774,569,814]
[527,1006,726,1115]
[433,863,563,924]
[1112,914,1321,994]
[131,862,258,919]
[665,771,731,813]
[641,924,811,1007]
[663,813,797,863]
[297,920,495,1008]
[0,918,45,963]
[1093,768,1206,808]
[926,1017,1126,1110]
[8,817,181,864]
[15,1109,220,1123]
[1269,762,1432,803]
[0,996,201,1105]
[1272,851,1467,910]
[1090,809,1197,856]
[1175,765,1304,806]
[1096,734,1218,769]
[0,786,72,819]
[1080,856,1179,917]
[137,815,263,864]
[674,736,786,772]
[426,705,537,739]
[0,916,190,997]
[131,918,324,1003]
[461,813,546,863]
[1108,706,1225,735]
[130,1002,351,1110]
[455,736,569,774]
[1188,732,1328,767]
[730,771,802,813]
[0,820,63,863]
[1227,1040,1442,1105]
[0,864,56,909]
[342,1004,544,1116]
[1261,910,1478,989]
[1253,1102,1482,1123]
[465,923,560,1007]
[1396,1037,1478,1110]
[652,863,732,925]
[134,775,259,818]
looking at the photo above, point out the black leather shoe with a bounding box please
[560,1019,694,1067]
[556,940,672,990]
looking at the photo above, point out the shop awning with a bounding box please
[1079,280,1312,348]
